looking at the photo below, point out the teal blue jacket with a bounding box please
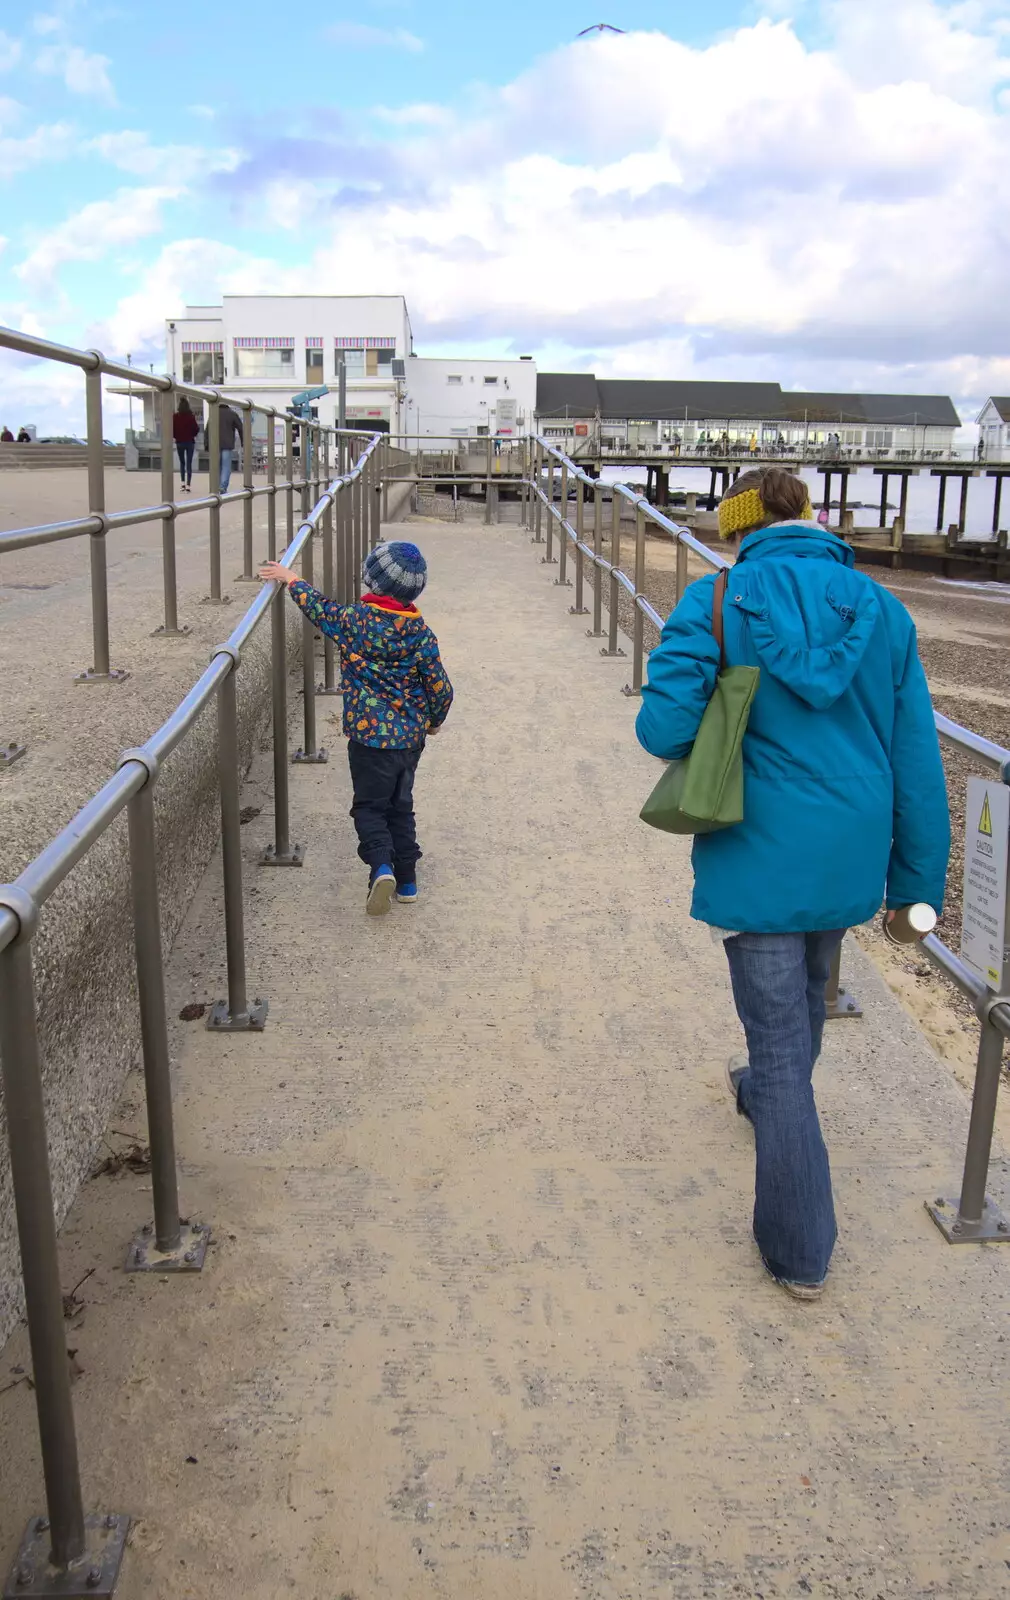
[636,523,950,933]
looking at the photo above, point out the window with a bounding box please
[306,348,324,383]
[233,347,294,379]
[182,351,224,384]
[483,375,498,386]
[337,349,365,377]
[447,374,463,386]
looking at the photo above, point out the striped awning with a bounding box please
[233,336,295,349]
[305,336,324,348]
[334,336,396,349]
[181,341,223,353]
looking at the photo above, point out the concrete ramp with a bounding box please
[1,517,1007,1598]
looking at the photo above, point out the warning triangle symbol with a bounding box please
[979,793,993,837]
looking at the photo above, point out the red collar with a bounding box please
[361,592,420,616]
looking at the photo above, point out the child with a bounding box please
[259,541,453,915]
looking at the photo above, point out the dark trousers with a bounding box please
[176,440,195,483]
[348,741,423,880]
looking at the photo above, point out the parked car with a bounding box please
[38,435,87,445]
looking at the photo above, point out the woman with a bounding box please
[636,467,949,1299]
[172,396,199,491]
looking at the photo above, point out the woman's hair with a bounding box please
[718,466,811,538]
[177,395,191,414]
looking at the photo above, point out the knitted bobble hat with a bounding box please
[363,541,428,604]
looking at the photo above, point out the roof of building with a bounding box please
[597,379,785,422]
[536,372,601,418]
[786,392,960,427]
[535,373,961,428]
[980,397,1010,423]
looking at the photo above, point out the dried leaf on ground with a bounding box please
[92,1138,152,1178]
[179,1002,207,1021]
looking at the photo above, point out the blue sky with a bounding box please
[3,0,1010,433]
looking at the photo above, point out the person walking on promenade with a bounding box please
[0,426,13,442]
[259,541,453,915]
[636,466,949,1300]
[172,396,199,490]
[16,426,31,443]
[210,403,243,492]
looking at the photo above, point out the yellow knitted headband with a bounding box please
[717,487,813,539]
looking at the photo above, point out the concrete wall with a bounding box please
[0,615,297,1344]
[404,357,537,441]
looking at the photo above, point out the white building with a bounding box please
[977,398,1010,462]
[401,356,537,442]
[164,294,414,440]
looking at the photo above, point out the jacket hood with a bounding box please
[730,522,881,710]
[357,602,429,665]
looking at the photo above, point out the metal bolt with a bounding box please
[998,1222,1009,1234]
[142,1223,152,1236]
[184,1251,196,1265]
[133,1247,144,1265]
[87,1565,103,1588]
[35,1517,49,1533]
[935,1198,945,1208]
[952,1223,963,1234]
[15,1563,32,1587]
[104,1514,118,1531]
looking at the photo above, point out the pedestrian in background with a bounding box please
[0,426,12,442]
[172,396,199,491]
[16,426,31,443]
[208,404,243,493]
[636,466,948,1301]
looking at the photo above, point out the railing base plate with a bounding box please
[260,843,306,867]
[200,595,232,607]
[315,684,341,697]
[540,557,558,566]
[621,684,641,699]
[292,748,329,765]
[585,629,606,639]
[73,669,129,687]
[554,578,573,588]
[569,606,590,616]
[4,1513,129,1598]
[826,984,863,1020]
[206,997,268,1033]
[151,625,191,639]
[233,574,261,584]
[926,1196,1010,1243]
[1,742,27,768]
[601,647,626,659]
[125,1219,210,1273]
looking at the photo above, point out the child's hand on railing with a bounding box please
[259,561,296,586]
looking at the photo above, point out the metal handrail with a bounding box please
[0,325,387,1582]
[525,433,1010,1250]
[0,324,394,695]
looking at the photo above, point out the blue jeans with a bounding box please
[219,448,235,493]
[724,930,843,1286]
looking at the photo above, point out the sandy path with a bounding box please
[0,518,1008,1597]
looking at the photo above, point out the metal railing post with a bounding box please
[318,486,338,696]
[622,501,648,695]
[589,480,605,637]
[301,425,310,523]
[261,584,305,868]
[204,396,228,605]
[485,435,493,525]
[285,416,294,551]
[542,455,557,564]
[235,401,256,581]
[124,768,210,1269]
[556,461,572,587]
[266,409,277,560]
[382,437,390,522]
[928,1015,1010,1241]
[0,906,129,1587]
[675,529,689,605]
[335,481,348,604]
[602,487,625,659]
[153,384,188,637]
[570,475,589,615]
[532,442,544,544]
[292,506,328,766]
[76,365,128,683]
[207,664,268,1030]
[825,937,862,1019]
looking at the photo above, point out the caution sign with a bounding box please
[961,777,1009,990]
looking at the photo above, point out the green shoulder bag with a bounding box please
[639,570,759,836]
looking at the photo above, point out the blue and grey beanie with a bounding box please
[362,540,428,604]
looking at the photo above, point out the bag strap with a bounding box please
[712,569,728,670]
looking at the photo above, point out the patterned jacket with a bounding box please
[289,581,453,750]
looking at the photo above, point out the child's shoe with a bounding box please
[396,882,418,905]
[366,866,396,916]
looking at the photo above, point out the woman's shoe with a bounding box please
[763,1260,825,1301]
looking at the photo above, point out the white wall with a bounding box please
[403,357,537,440]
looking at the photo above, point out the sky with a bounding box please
[2,0,1010,436]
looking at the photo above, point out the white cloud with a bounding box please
[0,121,77,177]
[187,104,217,121]
[14,185,182,288]
[87,129,240,180]
[326,21,423,51]
[36,42,115,101]
[0,30,21,70]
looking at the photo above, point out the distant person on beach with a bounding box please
[0,426,13,442]
[636,465,948,1301]
[16,427,31,443]
[259,541,453,916]
[172,396,199,491]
